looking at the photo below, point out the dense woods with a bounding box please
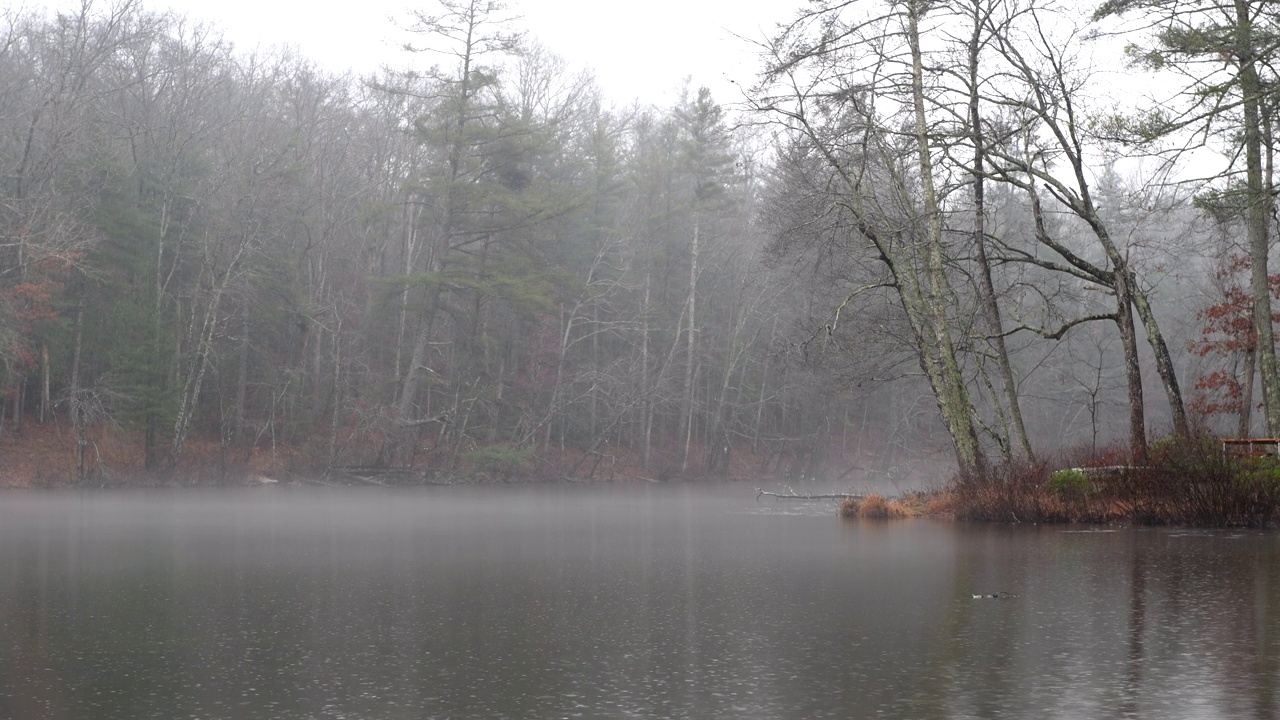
[1,0,1277,485]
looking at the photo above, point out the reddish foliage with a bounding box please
[2,254,75,375]
[1188,255,1280,418]
[5,280,62,326]
[1191,369,1243,417]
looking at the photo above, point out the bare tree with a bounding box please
[752,0,986,477]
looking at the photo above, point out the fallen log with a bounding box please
[756,487,864,501]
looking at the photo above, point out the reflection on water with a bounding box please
[0,485,1278,719]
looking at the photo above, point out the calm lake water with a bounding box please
[1,484,1278,719]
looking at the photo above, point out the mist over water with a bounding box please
[1,486,1278,719]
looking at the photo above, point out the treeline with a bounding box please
[0,0,879,481]
[3,0,1274,485]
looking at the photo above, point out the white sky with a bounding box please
[140,0,795,108]
[29,0,1226,183]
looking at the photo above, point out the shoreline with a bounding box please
[8,420,1278,528]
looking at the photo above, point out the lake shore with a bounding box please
[0,416,814,488]
[840,434,1280,528]
[10,420,1277,528]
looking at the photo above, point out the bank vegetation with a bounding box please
[837,435,1280,527]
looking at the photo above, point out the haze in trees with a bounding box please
[0,0,1265,484]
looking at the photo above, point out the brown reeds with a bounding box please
[839,493,916,520]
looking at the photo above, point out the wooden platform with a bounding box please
[1221,438,1280,457]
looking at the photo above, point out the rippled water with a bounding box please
[1,484,1278,719]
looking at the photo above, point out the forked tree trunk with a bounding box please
[907,0,985,478]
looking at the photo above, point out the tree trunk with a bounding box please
[641,271,653,470]
[1240,345,1256,438]
[39,343,50,424]
[1236,0,1280,434]
[680,219,699,471]
[234,308,249,444]
[907,0,984,478]
[1115,275,1148,462]
[968,7,1032,460]
[395,203,420,383]
[392,12,478,436]
[542,303,571,452]
[70,298,86,479]
[1129,282,1188,436]
[169,235,252,469]
[397,320,435,419]
[12,378,22,435]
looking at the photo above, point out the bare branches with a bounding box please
[1002,312,1118,341]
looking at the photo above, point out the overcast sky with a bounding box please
[125,0,794,108]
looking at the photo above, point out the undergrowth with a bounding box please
[944,434,1280,527]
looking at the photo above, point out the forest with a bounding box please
[0,0,1275,486]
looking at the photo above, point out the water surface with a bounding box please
[1,484,1278,719]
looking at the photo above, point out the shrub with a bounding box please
[949,456,1071,523]
[1138,433,1263,525]
[1048,468,1091,498]
[1239,458,1280,488]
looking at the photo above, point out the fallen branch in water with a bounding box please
[756,487,864,501]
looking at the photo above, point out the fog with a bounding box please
[0,0,1273,486]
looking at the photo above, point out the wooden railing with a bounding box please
[1221,438,1280,457]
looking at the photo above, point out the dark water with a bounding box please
[1,485,1278,719]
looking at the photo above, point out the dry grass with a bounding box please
[916,488,958,517]
[839,493,917,520]
[838,496,859,517]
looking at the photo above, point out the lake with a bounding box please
[0,484,1277,719]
